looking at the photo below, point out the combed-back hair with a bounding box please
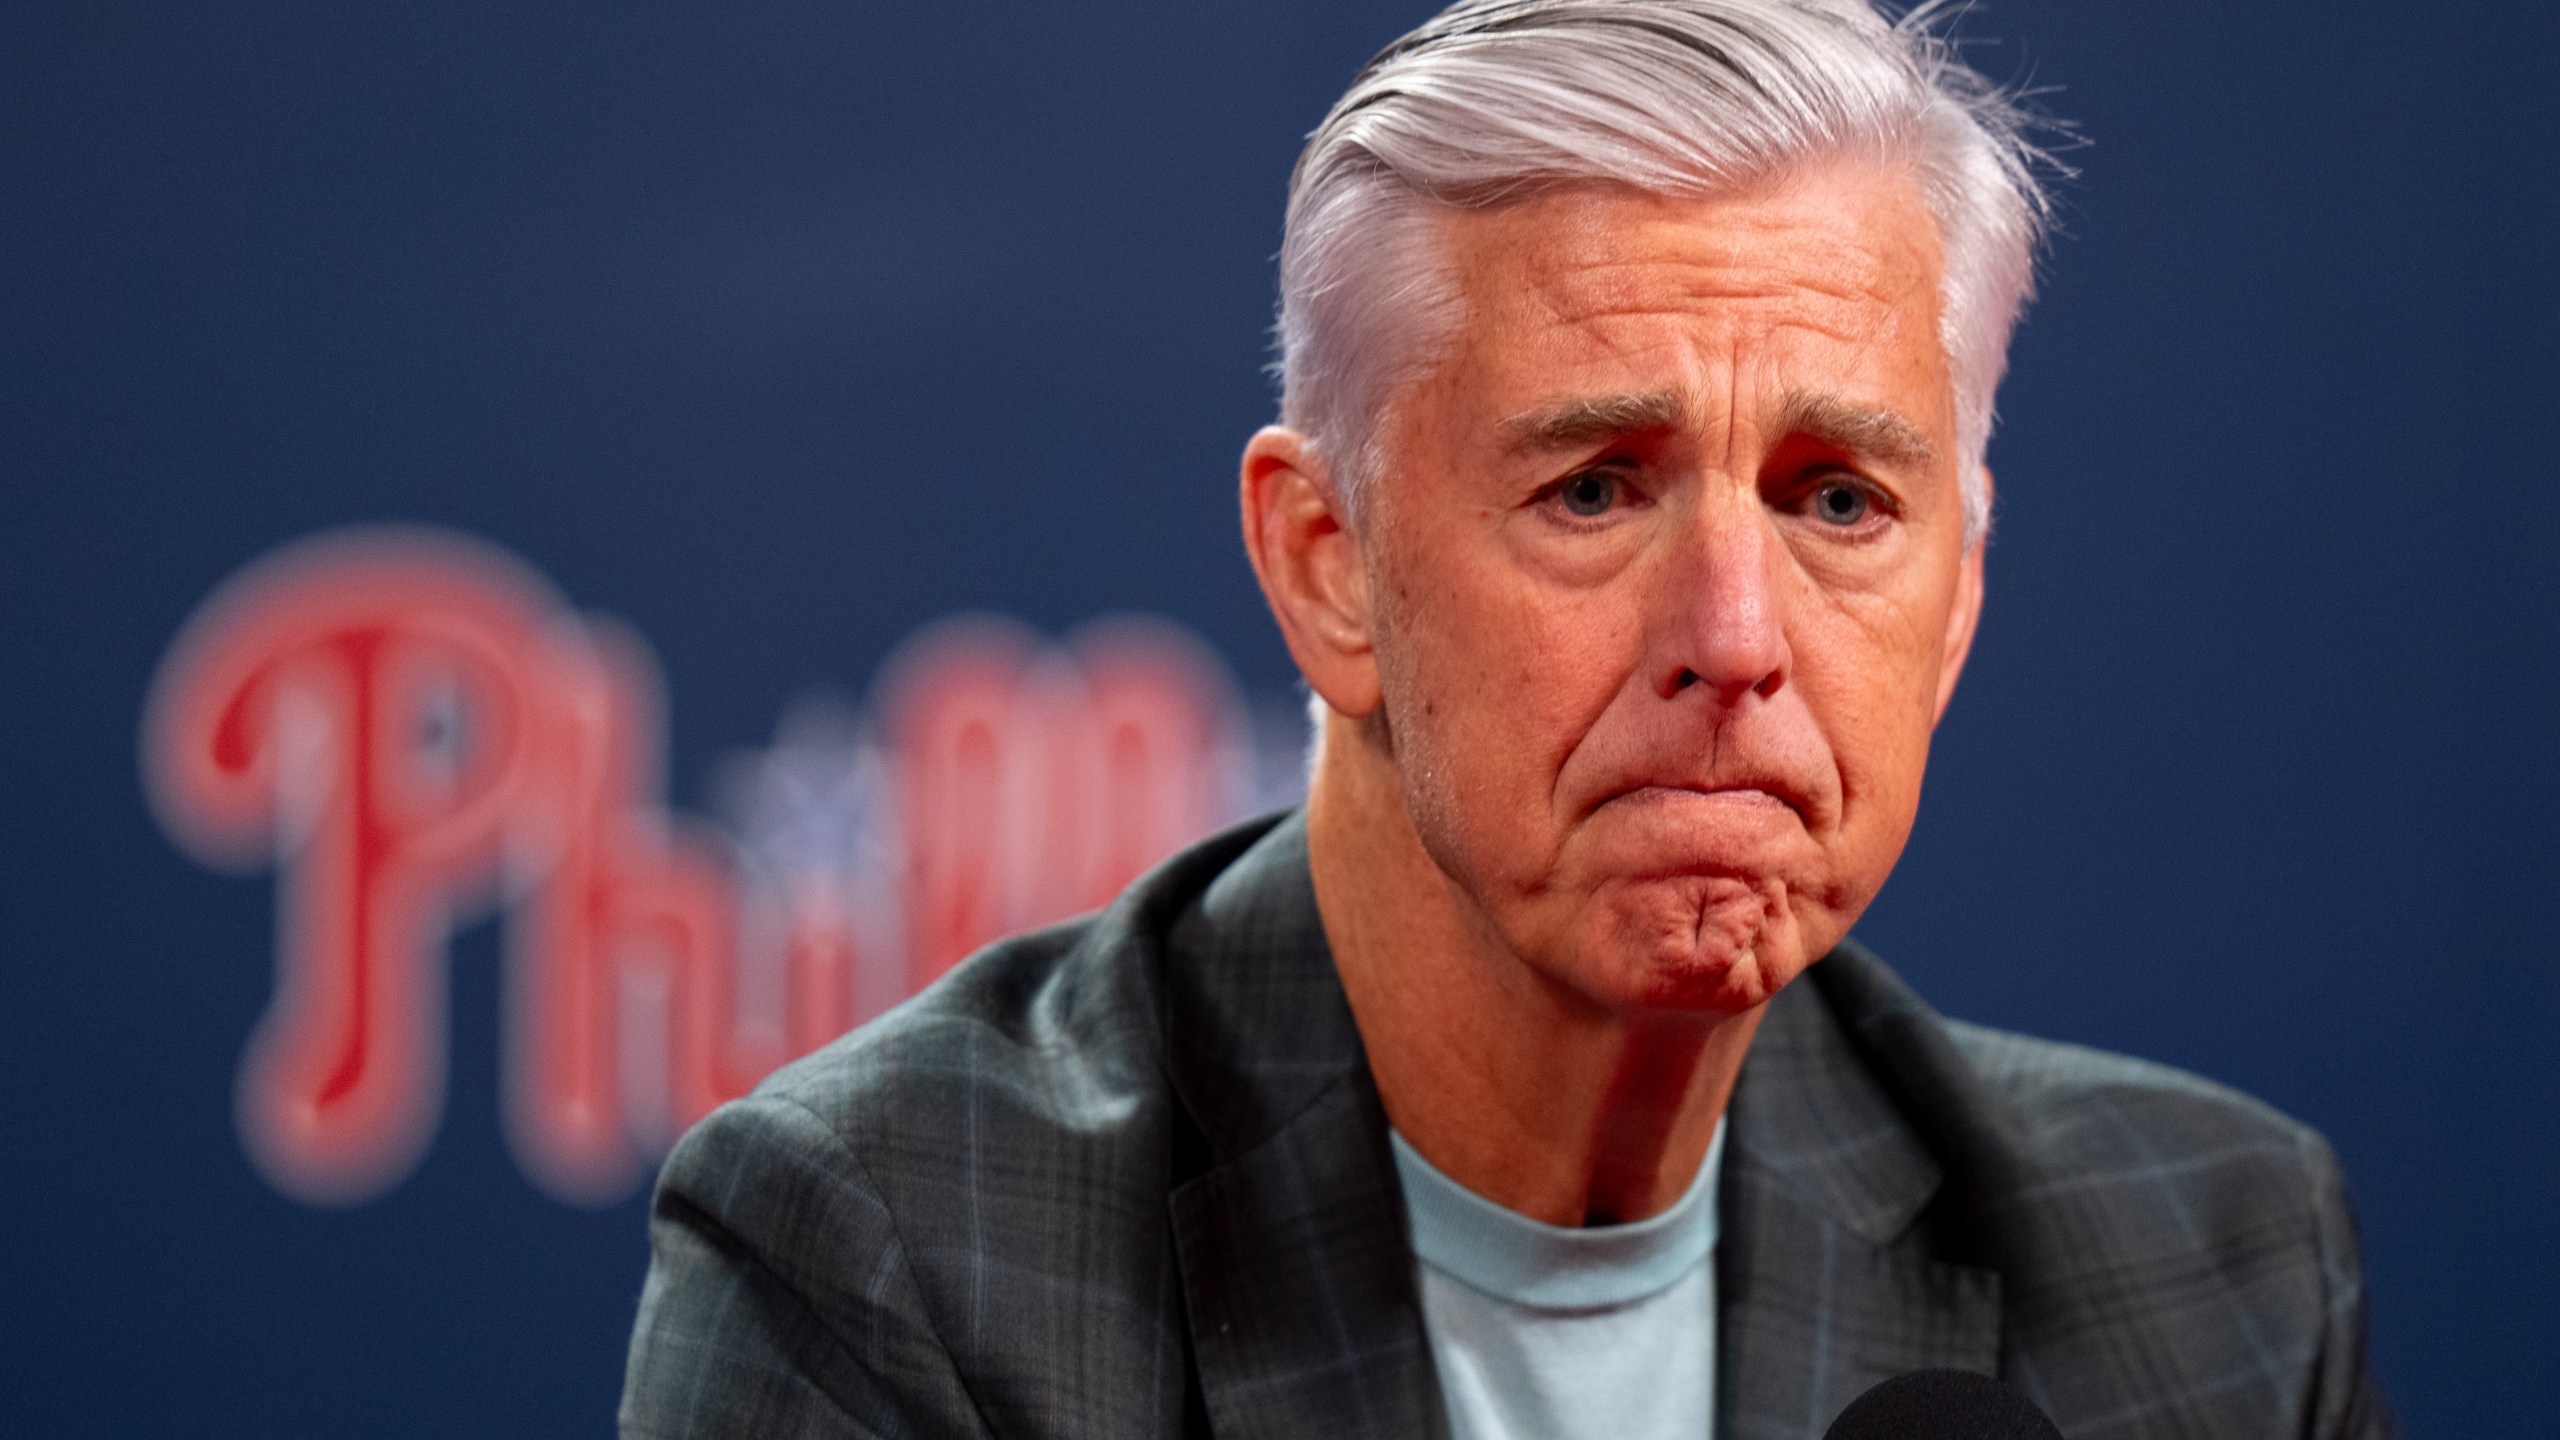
[1274,0,2055,545]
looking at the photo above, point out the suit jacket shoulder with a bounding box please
[618,816,1282,1440]
[1948,1014,2322,1165]
[623,818,2396,1440]
[1752,946,2396,1440]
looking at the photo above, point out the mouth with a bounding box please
[1600,782,1807,823]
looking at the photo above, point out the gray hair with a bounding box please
[1274,0,2055,546]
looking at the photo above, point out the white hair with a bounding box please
[1274,0,2055,546]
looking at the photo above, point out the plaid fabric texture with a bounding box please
[622,812,2395,1439]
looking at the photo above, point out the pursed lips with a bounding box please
[1597,781,1809,823]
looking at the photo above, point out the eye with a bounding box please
[1810,478,1871,527]
[1557,470,1621,517]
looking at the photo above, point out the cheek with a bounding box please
[1796,596,1946,852]
[1377,551,1636,861]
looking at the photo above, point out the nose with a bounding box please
[1652,505,1790,704]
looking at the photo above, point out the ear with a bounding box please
[1239,426,1382,719]
[1931,466,1990,726]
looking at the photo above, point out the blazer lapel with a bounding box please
[1153,821,2003,1440]
[1719,946,2004,1439]
[1161,815,1449,1440]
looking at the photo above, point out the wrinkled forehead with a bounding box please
[1398,167,1956,457]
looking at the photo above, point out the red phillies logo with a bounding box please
[143,527,1285,1206]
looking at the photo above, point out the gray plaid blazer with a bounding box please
[622,812,2395,1439]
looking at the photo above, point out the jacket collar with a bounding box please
[1159,812,1366,1156]
[1153,815,2002,1439]
[1161,813,1451,1440]
[1716,945,2006,1438]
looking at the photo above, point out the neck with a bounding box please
[1305,711,1762,1228]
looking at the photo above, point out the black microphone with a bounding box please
[1822,1369,2063,1440]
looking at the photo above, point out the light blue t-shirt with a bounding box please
[1389,1123,1726,1440]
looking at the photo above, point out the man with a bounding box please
[622,2,2396,1436]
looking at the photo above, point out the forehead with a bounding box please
[1413,165,1952,432]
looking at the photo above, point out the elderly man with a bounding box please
[621,2,2395,1437]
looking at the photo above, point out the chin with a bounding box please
[1574,871,1810,1015]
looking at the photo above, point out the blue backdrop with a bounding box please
[4,1,2553,1433]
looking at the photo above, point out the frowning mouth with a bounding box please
[1600,783,1807,822]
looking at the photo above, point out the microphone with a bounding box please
[1822,1369,2063,1440]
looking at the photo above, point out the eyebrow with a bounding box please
[1776,390,1939,472]
[1496,386,1939,472]
[1498,389,1689,457]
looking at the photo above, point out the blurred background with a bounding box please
[4,0,2554,1432]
